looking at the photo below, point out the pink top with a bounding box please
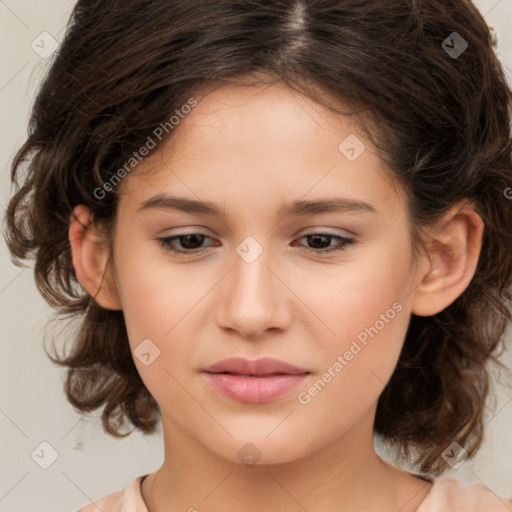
[77,474,512,512]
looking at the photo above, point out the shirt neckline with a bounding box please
[138,471,435,510]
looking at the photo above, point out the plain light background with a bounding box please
[1,1,512,511]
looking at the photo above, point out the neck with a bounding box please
[141,408,429,512]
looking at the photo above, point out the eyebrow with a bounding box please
[137,193,377,218]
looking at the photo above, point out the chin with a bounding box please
[204,432,312,468]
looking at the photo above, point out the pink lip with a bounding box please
[202,357,310,404]
[203,356,309,376]
[203,373,309,403]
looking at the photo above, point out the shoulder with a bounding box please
[77,475,149,512]
[417,476,512,512]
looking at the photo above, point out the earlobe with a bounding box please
[411,203,484,317]
[69,204,122,310]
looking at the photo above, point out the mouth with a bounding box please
[202,357,310,404]
[203,356,310,376]
[203,372,310,404]
[206,371,304,377]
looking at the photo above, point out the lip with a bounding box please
[202,357,311,404]
[203,356,309,376]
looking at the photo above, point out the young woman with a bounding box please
[5,1,512,510]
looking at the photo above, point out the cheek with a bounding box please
[112,242,217,391]
[300,240,411,349]
[295,241,412,403]
[115,261,194,404]
[114,236,191,335]
[295,285,410,447]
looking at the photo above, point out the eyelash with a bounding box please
[156,232,356,256]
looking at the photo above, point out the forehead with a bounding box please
[117,82,405,221]
[165,81,362,157]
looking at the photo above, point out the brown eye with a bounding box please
[157,233,215,254]
[156,232,356,257]
[292,233,356,255]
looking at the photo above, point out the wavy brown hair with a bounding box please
[4,0,512,476]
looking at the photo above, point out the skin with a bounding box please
[69,80,484,512]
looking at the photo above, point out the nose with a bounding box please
[215,241,291,341]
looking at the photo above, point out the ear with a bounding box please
[411,201,484,316]
[68,204,122,310]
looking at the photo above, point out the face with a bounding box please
[109,81,420,465]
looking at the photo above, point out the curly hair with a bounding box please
[3,0,512,476]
